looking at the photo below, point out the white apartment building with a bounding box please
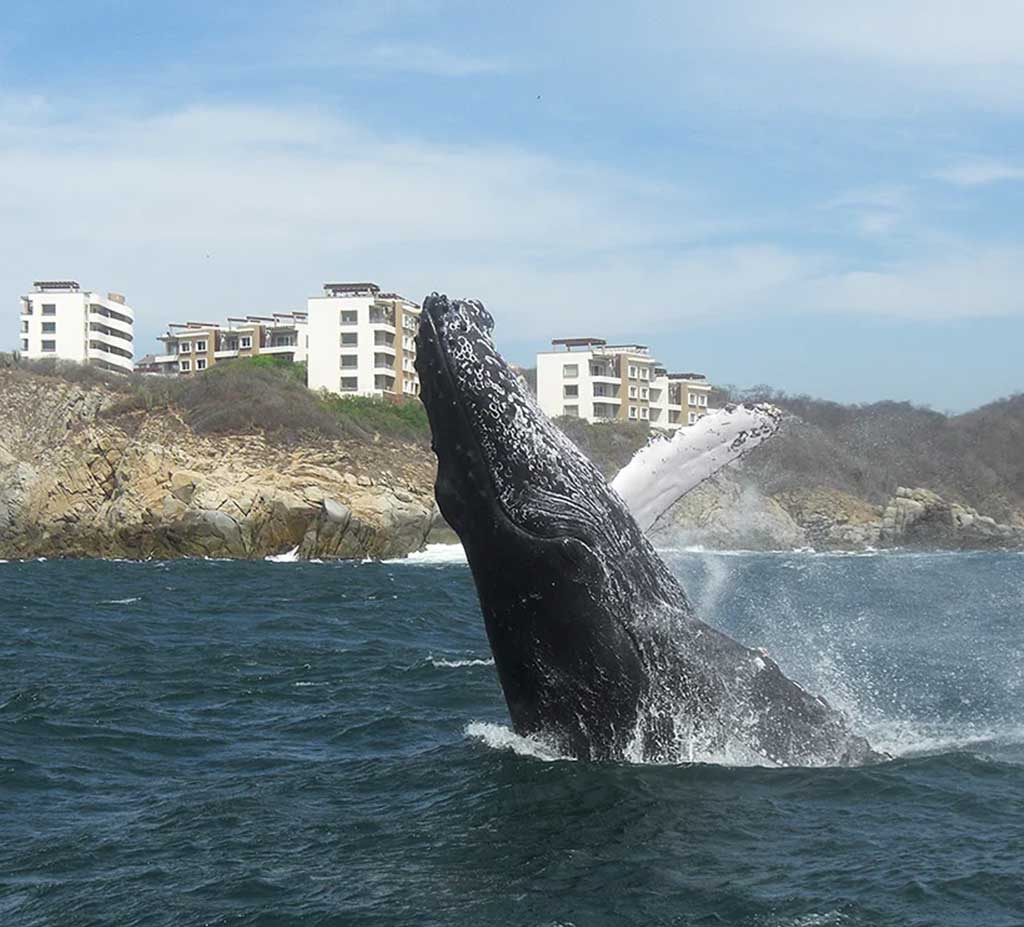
[306,283,421,399]
[536,337,711,430]
[139,313,308,375]
[19,281,135,374]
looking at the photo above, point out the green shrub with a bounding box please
[554,417,650,478]
[99,356,429,445]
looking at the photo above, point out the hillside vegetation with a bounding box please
[1,354,429,446]
[3,353,1021,525]
[712,387,1024,523]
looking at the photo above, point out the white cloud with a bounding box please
[583,0,1024,114]
[734,1,1024,67]
[803,249,1024,318]
[934,159,1024,187]
[4,97,1024,363]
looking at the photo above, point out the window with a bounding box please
[222,338,238,351]
[640,367,650,380]
[42,321,56,334]
[699,394,708,407]
[179,342,191,354]
[196,359,207,371]
[341,332,358,346]
[41,304,56,316]
[340,377,358,391]
[195,340,207,352]
[628,365,638,379]
[41,340,55,352]
[688,394,697,406]
[563,405,579,417]
[341,355,358,368]
[688,412,698,425]
[628,385,638,399]
[640,407,649,420]
[628,405,638,419]
[20,320,28,333]
[640,387,649,400]
[20,339,28,352]
[240,336,252,349]
[563,364,578,378]
[180,360,191,372]
[563,384,579,398]
[340,310,358,325]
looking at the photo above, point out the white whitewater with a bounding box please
[266,546,301,563]
[612,403,783,534]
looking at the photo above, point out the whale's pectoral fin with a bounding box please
[610,403,783,534]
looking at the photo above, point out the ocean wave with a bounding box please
[102,597,141,605]
[429,655,494,668]
[392,543,467,565]
[863,720,1024,762]
[265,546,301,563]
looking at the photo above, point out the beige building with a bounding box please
[306,283,421,399]
[536,337,712,430]
[140,313,308,375]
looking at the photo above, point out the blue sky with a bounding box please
[3,1,1024,410]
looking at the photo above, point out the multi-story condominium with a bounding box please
[536,337,712,430]
[19,281,135,374]
[139,313,308,375]
[649,368,712,429]
[306,282,421,399]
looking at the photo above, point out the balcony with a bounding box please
[89,322,133,343]
[369,307,396,327]
[89,303,134,328]
[262,344,298,356]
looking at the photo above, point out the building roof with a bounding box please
[667,372,707,381]
[551,337,607,348]
[33,280,80,292]
[323,282,380,297]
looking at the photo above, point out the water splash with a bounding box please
[391,544,467,565]
[465,722,571,762]
[266,546,301,563]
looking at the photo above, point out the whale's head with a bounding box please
[415,294,682,757]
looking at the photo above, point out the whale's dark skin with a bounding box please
[415,294,882,765]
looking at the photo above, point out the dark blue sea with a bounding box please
[2,548,1022,926]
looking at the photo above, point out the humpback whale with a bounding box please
[415,294,880,766]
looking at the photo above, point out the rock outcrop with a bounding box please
[0,371,437,560]
[653,477,1024,551]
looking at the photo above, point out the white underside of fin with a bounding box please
[612,403,783,534]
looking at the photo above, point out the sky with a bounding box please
[3,0,1024,411]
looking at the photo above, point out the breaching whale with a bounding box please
[415,294,880,766]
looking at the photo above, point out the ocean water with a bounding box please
[1,548,1022,926]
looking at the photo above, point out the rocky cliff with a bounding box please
[3,366,1022,558]
[653,477,1024,551]
[0,369,442,560]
